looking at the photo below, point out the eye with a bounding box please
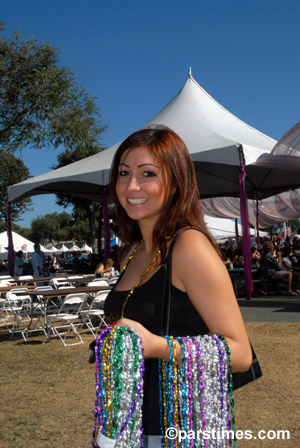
[144,171,156,177]
[118,170,129,177]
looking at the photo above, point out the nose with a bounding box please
[127,175,140,192]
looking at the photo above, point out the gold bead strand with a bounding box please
[121,246,161,318]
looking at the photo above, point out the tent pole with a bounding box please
[7,203,14,276]
[101,187,111,261]
[234,218,239,247]
[97,204,103,256]
[256,198,260,249]
[238,145,253,300]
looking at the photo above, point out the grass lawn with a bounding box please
[1,322,299,447]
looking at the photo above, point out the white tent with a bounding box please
[204,216,267,241]
[44,245,60,253]
[0,231,35,254]
[67,244,80,252]
[57,244,69,252]
[8,71,277,203]
[80,243,92,252]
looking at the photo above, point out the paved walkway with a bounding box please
[238,295,300,322]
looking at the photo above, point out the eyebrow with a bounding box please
[118,162,159,168]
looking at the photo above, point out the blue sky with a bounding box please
[2,0,299,227]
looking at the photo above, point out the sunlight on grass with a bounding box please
[1,323,300,447]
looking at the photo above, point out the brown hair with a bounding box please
[110,126,216,261]
[262,241,274,254]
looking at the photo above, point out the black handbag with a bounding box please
[161,227,262,390]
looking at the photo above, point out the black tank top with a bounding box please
[104,265,209,435]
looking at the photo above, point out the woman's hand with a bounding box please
[117,318,182,363]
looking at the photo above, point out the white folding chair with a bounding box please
[0,275,13,280]
[34,285,58,319]
[0,297,13,331]
[43,293,87,346]
[0,279,17,286]
[67,275,84,286]
[6,290,32,341]
[87,279,109,287]
[48,277,72,289]
[18,275,34,285]
[79,290,109,337]
[83,274,95,279]
[109,276,119,286]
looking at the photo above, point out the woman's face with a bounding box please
[116,146,167,227]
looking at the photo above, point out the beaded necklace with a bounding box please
[120,240,161,318]
[93,326,145,448]
[159,335,236,448]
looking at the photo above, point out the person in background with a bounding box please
[220,248,232,268]
[280,246,300,294]
[259,241,297,296]
[14,250,25,277]
[283,235,292,248]
[103,258,115,277]
[251,247,261,268]
[31,243,44,279]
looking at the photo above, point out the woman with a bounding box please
[280,246,300,294]
[259,241,297,296]
[104,127,252,446]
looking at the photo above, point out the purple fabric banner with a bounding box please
[102,187,111,261]
[7,203,14,276]
[239,165,253,300]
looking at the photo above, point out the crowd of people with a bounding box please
[219,234,300,295]
[12,244,120,279]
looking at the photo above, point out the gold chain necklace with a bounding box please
[121,240,161,318]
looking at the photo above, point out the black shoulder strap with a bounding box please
[160,226,204,336]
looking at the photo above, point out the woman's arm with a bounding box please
[171,229,252,372]
[118,230,252,372]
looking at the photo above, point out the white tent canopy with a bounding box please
[0,231,48,254]
[204,216,268,241]
[44,245,60,253]
[80,243,92,252]
[57,244,69,252]
[8,71,276,203]
[67,244,80,252]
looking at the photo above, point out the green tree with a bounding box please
[0,150,32,223]
[0,25,106,154]
[29,212,74,245]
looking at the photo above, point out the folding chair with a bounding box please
[87,279,109,287]
[0,279,17,287]
[43,293,87,346]
[79,290,109,337]
[6,290,32,341]
[0,297,12,331]
[109,277,119,286]
[18,275,34,285]
[33,286,57,323]
[48,277,72,289]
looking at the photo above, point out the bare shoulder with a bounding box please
[172,228,223,289]
[172,228,218,261]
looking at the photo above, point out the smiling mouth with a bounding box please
[128,198,148,205]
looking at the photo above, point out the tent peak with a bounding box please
[188,67,192,78]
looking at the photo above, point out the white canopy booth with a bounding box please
[8,70,277,202]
